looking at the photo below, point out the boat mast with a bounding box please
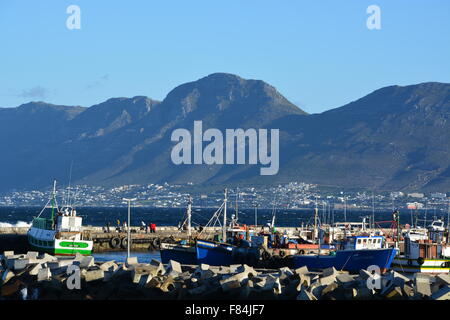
[254,202,258,226]
[314,207,319,241]
[51,180,57,228]
[187,196,192,238]
[446,199,449,233]
[222,188,227,242]
[344,196,347,223]
[372,191,375,229]
[393,209,400,249]
[235,187,239,223]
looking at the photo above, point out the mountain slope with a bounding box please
[268,82,450,191]
[0,76,449,192]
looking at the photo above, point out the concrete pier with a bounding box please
[0,226,304,253]
[0,225,221,253]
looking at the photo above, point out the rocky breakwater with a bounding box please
[1,251,449,300]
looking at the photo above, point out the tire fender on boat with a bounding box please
[153,238,161,248]
[417,257,425,266]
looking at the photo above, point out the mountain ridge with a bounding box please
[1,74,449,193]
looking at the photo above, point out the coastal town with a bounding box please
[0,182,448,214]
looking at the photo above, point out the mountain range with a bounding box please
[1,73,449,193]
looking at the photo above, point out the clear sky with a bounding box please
[1,0,449,113]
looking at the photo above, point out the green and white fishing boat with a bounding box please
[27,181,93,256]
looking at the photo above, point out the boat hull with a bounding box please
[160,243,197,265]
[293,248,398,272]
[392,257,450,273]
[196,239,233,266]
[27,227,92,256]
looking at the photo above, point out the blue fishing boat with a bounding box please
[194,189,235,266]
[293,235,398,272]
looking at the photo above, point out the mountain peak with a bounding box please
[161,73,306,120]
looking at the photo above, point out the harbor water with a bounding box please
[1,206,446,228]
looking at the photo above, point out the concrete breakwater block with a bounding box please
[431,285,450,300]
[126,257,138,267]
[26,252,39,260]
[294,266,309,275]
[74,256,95,269]
[7,258,30,271]
[83,269,105,282]
[38,253,58,262]
[166,260,182,276]
[99,261,118,272]
[37,268,51,282]
[132,263,164,277]
[2,251,449,301]
[28,263,44,276]
[415,274,432,297]
[297,285,317,300]
[1,269,15,284]
[2,251,14,258]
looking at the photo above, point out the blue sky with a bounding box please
[1,0,449,113]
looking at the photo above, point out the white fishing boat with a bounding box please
[27,181,93,256]
[392,226,450,273]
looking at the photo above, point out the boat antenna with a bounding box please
[187,195,192,238]
[270,194,277,230]
[222,188,227,242]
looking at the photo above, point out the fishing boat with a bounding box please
[392,225,450,273]
[195,189,234,266]
[293,235,398,272]
[160,197,197,264]
[27,181,93,256]
[195,189,260,266]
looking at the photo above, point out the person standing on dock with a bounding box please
[141,221,147,233]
